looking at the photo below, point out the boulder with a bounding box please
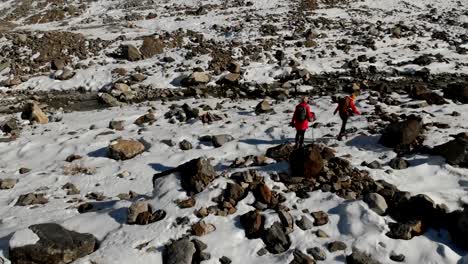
[255,100,273,114]
[9,223,97,264]
[289,144,324,178]
[261,222,291,254]
[182,72,210,86]
[191,221,216,236]
[278,210,294,234]
[1,118,19,134]
[218,73,240,85]
[346,249,382,264]
[99,93,122,107]
[266,143,294,161]
[388,157,410,170]
[212,134,234,148]
[134,112,156,126]
[179,140,193,150]
[290,249,315,264]
[21,101,48,124]
[379,116,423,149]
[364,193,388,215]
[327,241,347,252]
[163,238,196,264]
[240,210,264,238]
[448,207,468,250]
[307,247,326,261]
[140,37,164,58]
[108,139,145,160]
[310,211,329,226]
[296,216,314,230]
[121,44,142,61]
[432,136,468,167]
[409,84,446,105]
[51,58,66,70]
[109,120,125,131]
[178,158,217,194]
[0,178,17,189]
[15,193,48,206]
[128,200,166,225]
[443,83,468,103]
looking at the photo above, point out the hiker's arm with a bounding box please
[307,106,315,121]
[291,108,296,124]
[350,100,360,115]
[333,105,338,115]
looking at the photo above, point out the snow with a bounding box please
[9,228,40,249]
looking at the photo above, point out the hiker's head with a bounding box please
[301,96,309,103]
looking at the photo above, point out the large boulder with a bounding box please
[409,84,446,105]
[363,193,388,215]
[379,116,423,149]
[21,101,49,124]
[266,143,294,161]
[443,82,468,103]
[432,135,468,167]
[178,158,217,194]
[9,223,97,264]
[108,139,145,160]
[289,144,324,178]
[163,238,196,264]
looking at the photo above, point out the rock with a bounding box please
[140,37,164,58]
[386,222,412,240]
[0,178,17,189]
[390,253,405,262]
[388,157,410,170]
[1,118,19,134]
[290,249,315,264]
[224,182,246,203]
[9,223,97,264]
[327,241,347,252]
[366,160,382,169]
[346,249,381,264]
[51,58,66,70]
[99,93,122,107]
[19,168,31,174]
[21,101,48,124]
[108,139,145,160]
[315,229,329,238]
[176,197,196,208]
[54,68,75,80]
[266,143,294,161]
[65,154,82,162]
[289,144,324,178]
[109,120,125,131]
[296,215,314,230]
[218,73,240,85]
[379,116,423,149]
[444,83,468,103]
[112,83,131,96]
[164,238,196,264]
[227,62,241,73]
[307,247,326,261]
[212,134,234,148]
[219,256,232,264]
[182,72,211,86]
[134,112,156,126]
[16,193,48,206]
[448,207,468,250]
[254,183,272,205]
[410,84,446,105]
[179,140,193,150]
[261,222,291,254]
[364,193,388,215]
[432,137,468,167]
[178,158,217,194]
[121,44,142,61]
[127,200,165,225]
[191,221,216,236]
[278,210,294,233]
[311,211,329,226]
[62,183,80,195]
[255,100,273,114]
[240,210,264,238]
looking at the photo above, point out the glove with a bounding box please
[289,122,295,127]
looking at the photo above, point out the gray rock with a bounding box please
[315,229,329,238]
[346,249,382,264]
[255,100,273,114]
[261,222,291,254]
[109,120,125,131]
[296,215,314,230]
[164,238,196,264]
[388,157,410,170]
[290,249,315,264]
[366,160,382,169]
[179,140,193,150]
[15,193,48,206]
[220,256,232,264]
[327,241,347,252]
[363,193,388,215]
[390,252,405,262]
[9,223,97,264]
[99,93,122,107]
[311,211,329,226]
[212,134,234,148]
[307,247,326,261]
[0,178,17,189]
[121,44,142,61]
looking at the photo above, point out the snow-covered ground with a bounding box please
[0,93,467,263]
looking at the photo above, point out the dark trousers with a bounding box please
[339,114,349,136]
[295,130,306,146]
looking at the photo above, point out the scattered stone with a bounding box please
[266,143,294,161]
[311,211,329,226]
[16,193,48,206]
[261,222,291,254]
[9,223,97,264]
[307,247,326,261]
[164,238,196,264]
[99,93,122,107]
[278,209,294,233]
[182,72,211,86]
[290,249,315,264]
[176,197,196,208]
[121,44,142,61]
[62,183,80,195]
[108,139,145,160]
[315,229,329,238]
[65,154,83,162]
[327,241,347,252]
[443,83,468,104]
[212,134,234,148]
[0,178,17,189]
[191,221,216,236]
[21,101,48,124]
[388,157,410,170]
[255,100,273,114]
[346,249,381,264]
[296,215,314,230]
[240,210,264,238]
[390,253,405,262]
[19,168,31,174]
[379,116,423,151]
[219,256,232,264]
[432,136,468,167]
[109,120,125,131]
[134,111,156,126]
[366,160,382,169]
[140,37,164,58]
[363,193,388,215]
[289,144,324,178]
[179,140,193,150]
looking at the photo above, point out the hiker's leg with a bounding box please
[338,115,348,140]
[295,130,300,145]
[299,130,305,146]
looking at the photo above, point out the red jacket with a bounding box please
[334,96,360,116]
[292,102,315,131]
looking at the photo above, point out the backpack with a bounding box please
[296,105,307,121]
[338,96,351,115]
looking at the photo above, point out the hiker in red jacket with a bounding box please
[334,92,360,140]
[291,96,315,147]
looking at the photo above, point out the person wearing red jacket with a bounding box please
[291,96,315,147]
[334,92,360,140]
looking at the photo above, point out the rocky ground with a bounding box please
[0,0,468,264]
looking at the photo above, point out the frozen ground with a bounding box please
[0,93,467,263]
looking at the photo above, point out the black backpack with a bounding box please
[296,106,307,121]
